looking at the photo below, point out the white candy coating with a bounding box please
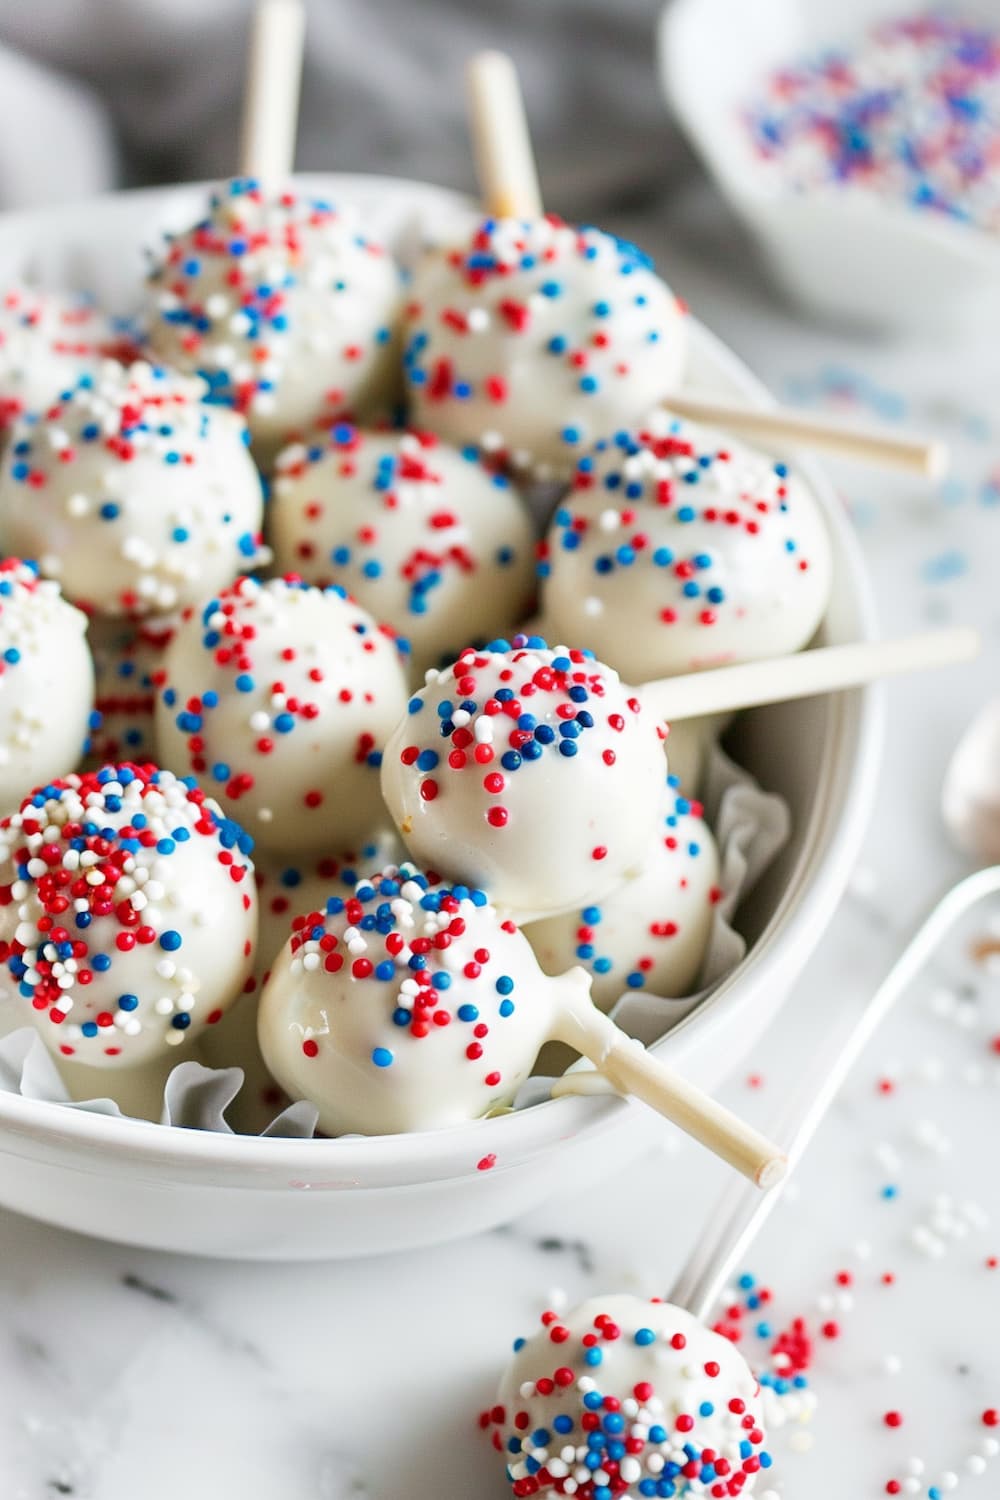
[155,576,410,857]
[489,1294,769,1498]
[525,785,720,1009]
[541,414,833,681]
[0,559,94,813]
[381,639,666,919]
[403,217,687,479]
[270,426,537,676]
[146,179,403,459]
[0,360,266,618]
[257,862,576,1134]
[0,764,257,1069]
[0,285,127,439]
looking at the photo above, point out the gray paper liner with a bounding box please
[0,742,787,1134]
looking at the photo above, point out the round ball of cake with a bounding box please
[0,285,130,442]
[146,178,403,460]
[0,763,257,1069]
[270,425,537,676]
[525,784,721,1009]
[258,861,570,1134]
[381,637,666,919]
[155,575,410,856]
[403,216,687,480]
[540,414,832,682]
[0,360,266,619]
[85,615,177,770]
[484,1293,770,1498]
[0,558,95,812]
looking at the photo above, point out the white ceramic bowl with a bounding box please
[0,175,881,1259]
[659,0,1000,335]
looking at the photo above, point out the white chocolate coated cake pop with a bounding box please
[85,615,177,770]
[257,860,587,1135]
[525,784,721,1010]
[0,285,131,440]
[380,637,666,919]
[155,576,410,857]
[0,559,95,813]
[146,178,403,460]
[0,361,266,619]
[270,424,537,676]
[484,1294,771,1498]
[0,764,257,1070]
[403,216,687,480]
[540,414,832,682]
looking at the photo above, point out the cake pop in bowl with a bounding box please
[0,360,266,619]
[0,765,257,1091]
[155,575,411,857]
[484,1293,770,1498]
[380,636,666,921]
[0,558,95,814]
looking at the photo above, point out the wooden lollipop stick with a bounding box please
[665,392,947,479]
[640,626,980,724]
[550,972,786,1189]
[239,0,307,187]
[462,50,945,479]
[466,51,544,220]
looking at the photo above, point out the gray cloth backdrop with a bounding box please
[0,0,695,217]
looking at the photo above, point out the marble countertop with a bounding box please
[2,180,1000,1500]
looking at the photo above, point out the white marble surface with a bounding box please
[2,180,1000,1499]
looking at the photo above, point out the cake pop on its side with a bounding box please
[525,783,721,1010]
[0,558,95,813]
[155,575,410,857]
[0,764,257,1073]
[0,360,266,619]
[270,424,536,677]
[257,860,582,1135]
[381,636,666,920]
[540,413,833,683]
[403,216,687,481]
[485,1293,770,1498]
[146,178,403,461]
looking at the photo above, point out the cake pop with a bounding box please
[0,285,131,441]
[146,178,403,461]
[403,215,687,481]
[484,1293,770,1498]
[0,764,257,1075]
[0,558,95,813]
[155,575,410,856]
[525,784,721,1009]
[270,424,536,676]
[257,859,785,1187]
[540,414,833,682]
[85,616,177,770]
[380,637,666,920]
[0,361,266,619]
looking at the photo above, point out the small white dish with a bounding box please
[0,174,882,1259]
[658,0,1000,335]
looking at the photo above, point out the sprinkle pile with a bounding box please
[744,11,1000,232]
[404,215,687,477]
[0,764,256,1065]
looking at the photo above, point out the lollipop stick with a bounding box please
[640,626,980,724]
[466,50,544,220]
[239,0,306,187]
[551,973,786,1189]
[665,392,946,479]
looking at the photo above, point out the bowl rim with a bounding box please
[658,0,1000,274]
[0,171,882,1182]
